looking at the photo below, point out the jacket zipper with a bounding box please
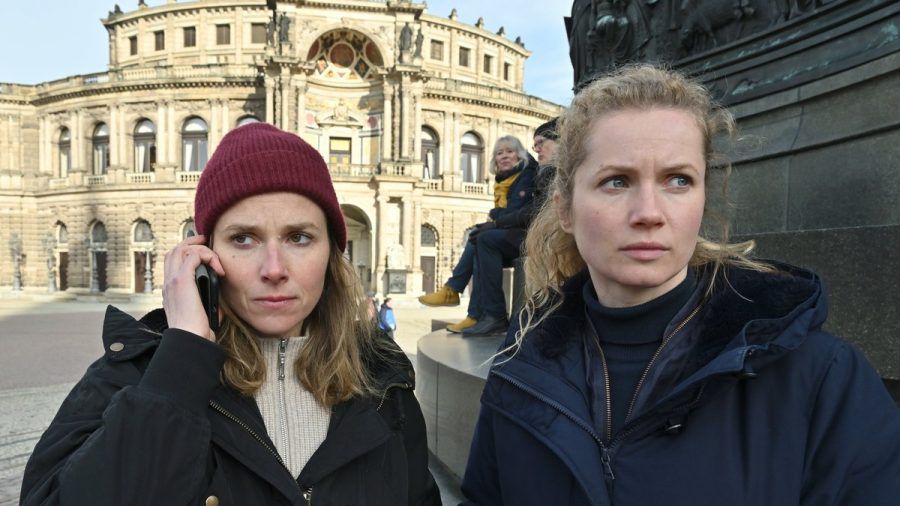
[376,382,412,411]
[492,371,616,481]
[209,400,313,503]
[624,303,703,422]
[277,338,289,472]
[208,400,289,471]
[595,343,613,443]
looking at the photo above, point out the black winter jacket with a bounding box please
[462,264,900,505]
[21,306,441,506]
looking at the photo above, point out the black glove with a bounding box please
[468,221,497,243]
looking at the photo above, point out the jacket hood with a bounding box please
[527,261,824,360]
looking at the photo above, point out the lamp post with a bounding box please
[88,235,99,293]
[143,239,155,294]
[10,234,22,291]
[42,234,57,293]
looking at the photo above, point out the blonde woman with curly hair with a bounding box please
[461,65,900,505]
[22,123,440,506]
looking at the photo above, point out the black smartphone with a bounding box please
[195,264,220,334]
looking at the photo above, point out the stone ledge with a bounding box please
[416,330,502,480]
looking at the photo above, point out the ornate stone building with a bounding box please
[0,0,561,298]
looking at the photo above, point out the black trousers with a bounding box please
[471,228,525,319]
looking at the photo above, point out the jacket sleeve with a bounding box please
[399,388,442,506]
[459,404,503,506]
[20,329,226,506]
[800,340,900,505]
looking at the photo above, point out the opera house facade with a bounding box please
[0,0,561,298]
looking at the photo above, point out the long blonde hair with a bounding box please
[216,238,385,407]
[515,64,772,351]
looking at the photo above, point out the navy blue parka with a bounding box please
[461,263,900,505]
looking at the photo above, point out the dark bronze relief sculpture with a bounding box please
[568,0,849,91]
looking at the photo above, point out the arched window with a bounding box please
[92,123,110,175]
[182,117,209,172]
[181,219,197,239]
[422,127,440,180]
[90,221,108,245]
[134,119,157,173]
[58,128,71,177]
[421,225,437,247]
[133,220,153,243]
[236,115,260,127]
[460,132,483,183]
[57,223,68,244]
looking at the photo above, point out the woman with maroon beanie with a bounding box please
[22,123,441,506]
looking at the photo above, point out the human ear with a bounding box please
[555,192,573,233]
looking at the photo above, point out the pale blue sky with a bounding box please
[0,0,574,106]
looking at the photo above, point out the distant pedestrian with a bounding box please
[378,297,397,339]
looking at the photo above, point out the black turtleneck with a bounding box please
[583,271,697,437]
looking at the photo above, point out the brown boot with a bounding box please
[446,316,477,333]
[418,285,460,307]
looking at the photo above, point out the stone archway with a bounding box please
[340,204,374,291]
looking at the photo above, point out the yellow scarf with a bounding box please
[493,172,521,208]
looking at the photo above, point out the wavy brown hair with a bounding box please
[215,237,386,407]
[513,64,773,351]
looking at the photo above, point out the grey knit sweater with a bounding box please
[254,336,331,478]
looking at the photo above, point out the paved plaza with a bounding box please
[0,295,466,505]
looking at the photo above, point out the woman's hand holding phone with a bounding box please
[162,234,225,342]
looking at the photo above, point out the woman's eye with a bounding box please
[667,175,692,188]
[289,233,311,245]
[231,234,254,246]
[600,176,627,189]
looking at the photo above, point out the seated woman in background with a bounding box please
[418,135,537,334]
[21,123,440,506]
[461,65,900,505]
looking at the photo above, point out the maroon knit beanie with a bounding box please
[194,122,346,251]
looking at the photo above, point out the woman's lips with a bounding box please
[621,243,668,261]
[254,296,296,309]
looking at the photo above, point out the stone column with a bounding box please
[410,200,423,292]
[413,87,423,162]
[281,70,292,131]
[208,99,219,155]
[450,112,461,191]
[399,75,412,159]
[74,109,85,172]
[118,103,128,170]
[108,104,118,167]
[295,75,307,135]
[156,101,167,167]
[166,100,177,168]
[220,98,230,142]
[392,86,402,161]
[38,115,47,174]
[382,82,394,162]
[374,194,389,293]
[265,78,275,124]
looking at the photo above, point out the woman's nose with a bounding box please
[630,186,664,226]
[260,243,288,281]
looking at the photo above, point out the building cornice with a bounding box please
[420,14,530,57]
[31,79,258,107]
